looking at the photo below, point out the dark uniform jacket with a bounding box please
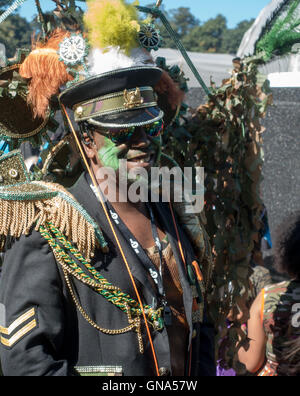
[0,173,215,376]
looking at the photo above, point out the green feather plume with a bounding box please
[255,0,300,61]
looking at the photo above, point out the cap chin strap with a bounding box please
[61,103,161,377]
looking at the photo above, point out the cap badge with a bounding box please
[123,88,144,109]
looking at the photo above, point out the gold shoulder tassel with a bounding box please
[0,180,107,260]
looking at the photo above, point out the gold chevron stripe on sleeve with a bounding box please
[0,319,37,347]
[0,308,35,335]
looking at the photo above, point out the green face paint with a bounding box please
[98,138,121,171]
[97,133,162,174]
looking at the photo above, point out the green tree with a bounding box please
[182,14,227,53]
[0,14,32,58]
[0,2,254,56]
[144,4,200,49]
[160,7,200,48]
[221,19,255,54]
[142,5,252,54]
[0,0,14,9]
[169,7,199,39]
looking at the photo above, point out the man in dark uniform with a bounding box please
[0,66,215,377]
[0,3,215,375]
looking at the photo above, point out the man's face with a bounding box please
[82,122,164,202]
[88,124,162,175]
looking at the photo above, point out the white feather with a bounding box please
[130,47,154,65]
[88,46,154,76]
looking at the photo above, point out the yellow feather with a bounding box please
[84,0,140,55]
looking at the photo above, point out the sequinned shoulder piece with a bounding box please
[0,150,107,259]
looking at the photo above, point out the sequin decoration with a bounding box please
[58,33,89,86]
[0,150,29,186]
[138,24,161,51]
[0,157,108,257]
[59,34,88,66]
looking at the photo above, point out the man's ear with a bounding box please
[82,133,97,160]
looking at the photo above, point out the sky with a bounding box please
[16,0,272,28]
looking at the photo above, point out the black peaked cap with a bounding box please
[59,66,163,109]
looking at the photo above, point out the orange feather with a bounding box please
[20,29,74,119]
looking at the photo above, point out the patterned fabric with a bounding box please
[262,280,300,375]
[145,239,189,330]
[257,360,278,377]
[250,266,272,298]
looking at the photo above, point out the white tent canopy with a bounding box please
[237,0,300,87]
[237,0,284,58]
[154,48,233,88]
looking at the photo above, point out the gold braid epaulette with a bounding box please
[0,151,108,259]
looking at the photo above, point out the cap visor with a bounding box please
[87,106,164,129]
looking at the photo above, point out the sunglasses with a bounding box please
[102,120,164,144]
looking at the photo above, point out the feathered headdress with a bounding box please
[19,29,74,119]
[84,0,185,117]
[84,0,155,75]
[19,0,184,126]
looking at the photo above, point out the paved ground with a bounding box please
[262,88,300,233]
